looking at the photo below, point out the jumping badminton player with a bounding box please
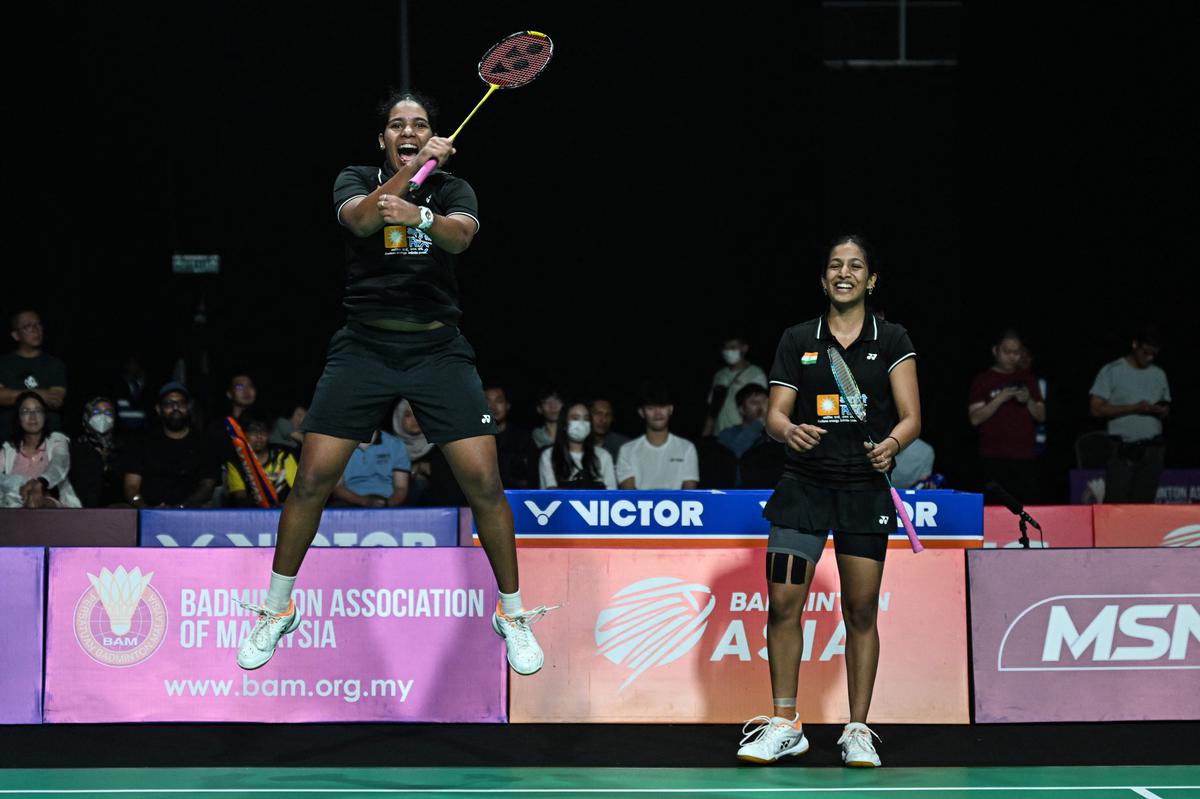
[235,90,550,676]
[736,235,920,767]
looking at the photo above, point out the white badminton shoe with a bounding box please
[736,715,809,763]
[838,722,882,767]
[236,599,301,670]
[491,602,556,675]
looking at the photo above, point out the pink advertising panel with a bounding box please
[969,548,1200,722]
[510,548,969,724]
[983,505,1095,549]
[44,548,506,723]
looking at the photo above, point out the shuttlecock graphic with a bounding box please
[595,577,714,692]
[87,566,154,635]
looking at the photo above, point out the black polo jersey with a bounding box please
[333,163,480,326]
[769,314,916,489]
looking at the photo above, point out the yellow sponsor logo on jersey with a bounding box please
[383,225,409,249]
[817,394,840,416]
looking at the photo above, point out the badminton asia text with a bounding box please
[710,592,893,662]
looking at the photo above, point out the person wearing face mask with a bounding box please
[538,401,617,490]
[69,397,128,507]
[121,382,219,508]
[703,334,767,438]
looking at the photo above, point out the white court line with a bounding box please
[2,788,1199,795]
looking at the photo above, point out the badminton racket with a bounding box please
[408,30,554,192]
[826,347,923,553]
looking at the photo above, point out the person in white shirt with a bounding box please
[617,382,700,490]
[703,333,768,437]
[539,400,617,489]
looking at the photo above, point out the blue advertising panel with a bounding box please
[140,508,459,548]
[485,489,982,547]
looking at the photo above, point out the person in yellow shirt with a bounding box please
[226,416,297,507]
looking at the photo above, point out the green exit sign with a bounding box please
[172,254,220,274]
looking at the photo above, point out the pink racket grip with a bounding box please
[408,158,438,192]
[890,487,924,553]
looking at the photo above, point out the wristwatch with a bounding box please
[417,206,435,231]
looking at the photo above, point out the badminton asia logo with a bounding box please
[996,593,1200,672]
[74,566,168,668]
[595,577,715,691]
[1163,524,1200,547]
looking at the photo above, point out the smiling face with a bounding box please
[822,242,875,306]
[18,396,46,437]
[378,100,434,172]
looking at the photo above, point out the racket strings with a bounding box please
[480,33,553,88]
[826,347,868,423]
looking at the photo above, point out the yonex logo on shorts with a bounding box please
[481,414,492,424]
[867,353,878,361]
[878,515,889,525]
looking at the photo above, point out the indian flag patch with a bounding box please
[801,352,819,365]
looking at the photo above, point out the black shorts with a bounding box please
[763,476,896,536]
[767,525,887,571]
[302,322,497,445]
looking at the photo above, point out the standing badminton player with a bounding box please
[736,235,920,767]
[235,91,551,676]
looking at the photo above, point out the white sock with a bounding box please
[499,589,523,617]
[266,571,297,614]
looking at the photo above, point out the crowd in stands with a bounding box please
[0,309,1174,509]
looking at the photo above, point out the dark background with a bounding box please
[4,3,1196,500]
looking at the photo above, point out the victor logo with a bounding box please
[997,594,1200,672]
[74,566,168,668]
[523,500,562,526]
[595,577,714,691]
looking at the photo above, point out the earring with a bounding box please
[868,286,874,295]
[379,144,385,150]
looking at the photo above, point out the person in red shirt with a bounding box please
[968,330,1045,502]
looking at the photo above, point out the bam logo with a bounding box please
[595,577,714,691]
[997,594,1200,672]
[74,566,168,668]
[524,500,562,526]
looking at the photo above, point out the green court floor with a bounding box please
[0,767,1197,799]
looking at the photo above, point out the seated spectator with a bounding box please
[122,382,219,508]
[0,310,68,434]
[393,400,467,506]
[531,385,563,451]
[69,397,127,507]
[702,333,767,437]
[718,383,769,459]
[539,400,617,489]
[589,397,630,461]
[331,429,410,508]
[113,354,151,431]
[269,403,307,454]
[617,382,700,490]
[485,384,535,489]
[891,437,936,489]
[207,372,260,506]
[226,415,298,507]
[1,391,80,507]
